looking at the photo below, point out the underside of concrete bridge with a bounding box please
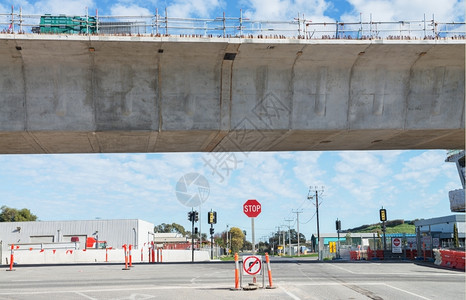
[0,35,464,154]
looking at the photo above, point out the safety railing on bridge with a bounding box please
[1,7,465,40]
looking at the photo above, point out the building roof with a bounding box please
[154,233,187,243]
[414,215,465,227]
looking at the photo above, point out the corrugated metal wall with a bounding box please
[0,219,154,249]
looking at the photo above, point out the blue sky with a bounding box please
[0,0,464,22]
[0,0,464,242]
[0,150,461,241]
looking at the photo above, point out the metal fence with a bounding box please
[0,8,465,39]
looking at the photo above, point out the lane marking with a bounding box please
[383,283,432,300]
[74,292,98,300]
[278,286,301,300]
[327,264,356,274]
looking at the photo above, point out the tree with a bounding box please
[154,223,186,236]
[453,223,459,248]
[229,227,245,253]
[311,234,316,252]
[0,205,37,222]
[269,229,305,246]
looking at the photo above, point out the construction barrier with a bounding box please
[265,253,275,289]
[6,244,15,271]
[233,253,240,290]
[122,244,130,270]
[439,250,465,270]
[157,248,163,263]
[151,242,155,263]
[406,249,417,260]
[129,244,133,267]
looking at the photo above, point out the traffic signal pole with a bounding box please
[207,210,216,260]
[210,223,214,259]
[191,209,195,262]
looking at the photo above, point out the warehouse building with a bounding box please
[0,219,154,251]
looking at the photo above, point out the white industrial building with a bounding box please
[0,219,154,250]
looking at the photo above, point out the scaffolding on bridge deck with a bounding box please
[0,7,465,40]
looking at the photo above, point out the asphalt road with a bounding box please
[0,259,464,299]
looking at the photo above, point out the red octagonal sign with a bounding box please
[244,199,261,218]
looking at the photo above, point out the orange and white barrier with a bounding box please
[157,248,163,263]
[6,244,15,271]
[232,253,241,290]
[439,250,465,270]
[265,253,275,289]
[129,244,133,267]
[122,244,130,270]
[151,242,155,263]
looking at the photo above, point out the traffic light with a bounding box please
[194,227,198,234]
[208,211,217,224]
[379,208,387,222]
[188,211,193,222]
[194,211,199,222]
[336,220,341,231]
[210,227,214,235]
[329,242,336,253]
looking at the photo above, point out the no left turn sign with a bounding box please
[242,255,262,275]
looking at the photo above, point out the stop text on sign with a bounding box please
[243,199,261,218]
[244,205,261,213]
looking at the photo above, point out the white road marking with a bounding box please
[383,283,432,300]
[278,285,301,300]
[328,263,356,274]
[74,292,98,300]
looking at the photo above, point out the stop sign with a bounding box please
[243,199,261,218]
[393,238,401,247]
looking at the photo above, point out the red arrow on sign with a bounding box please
[243,199,261,218]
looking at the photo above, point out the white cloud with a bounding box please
[394,151,456,187]
[292,151,324,186]
[332,151,394,207]
[166,0,222,18]
[110,4,152,16]
[343,0,465,22]
[242,0,330,20]
[18,0,95,15]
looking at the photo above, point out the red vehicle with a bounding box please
[86,237,107,249]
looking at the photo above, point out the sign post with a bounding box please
[243,199,261,254]
[392,237,402,253]
[379,208,387,251]
[207,210,217,260]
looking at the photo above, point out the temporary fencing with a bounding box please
[439,250,465,270]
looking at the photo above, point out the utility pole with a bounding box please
[308,186,324,260]
[226,224,229,255]
[292,209,303,256]
[285,218,293,256]
[276,226,281,255]
[282,230,286,255]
